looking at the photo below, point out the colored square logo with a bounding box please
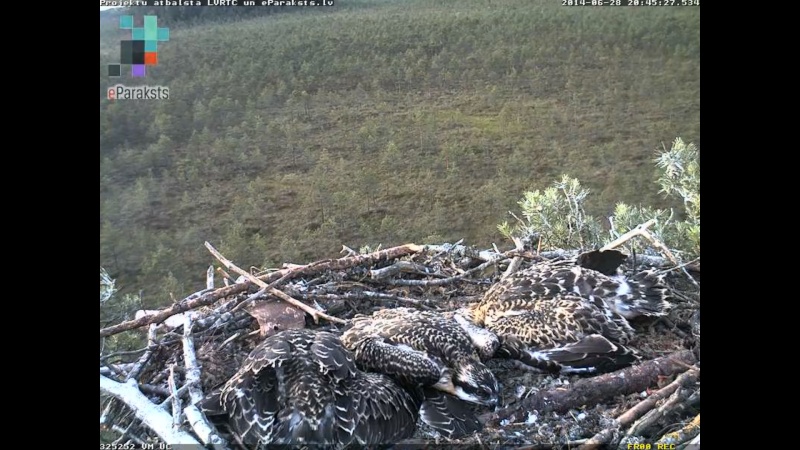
[120,15,133,29]
[108,64,121,77]
[110,15,169,79]
[144,52,158,65]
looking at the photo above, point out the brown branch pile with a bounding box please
[100,240,700,449]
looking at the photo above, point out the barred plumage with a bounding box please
[341,307,500,437]
[463,250,670,373]
[201,329,422,448]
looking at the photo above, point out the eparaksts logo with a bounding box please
[107,84,170,100]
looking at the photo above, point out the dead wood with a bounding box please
[482,349,697,427]
[627,384,696,437]
[205,241,348,325]
[181,315,229,447]
[100,283,251,338]
[656,413,699,446]
[370,261,438,279]
[580,368,699,448]
[101,243,426,338]
[298,290,435,310]
[100,239,698,447]
[100,375,201,445]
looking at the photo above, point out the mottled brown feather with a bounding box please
[201,329,421,448]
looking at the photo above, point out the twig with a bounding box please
[417,243,502,262]
[501,236,525,281]
[369,261,439,280]
[636,228,700,290]
[180,316,204,405]
[138,383,170,397]
[110,423,147,447]
[100,282,252,338]
[101,362,131,379]
[101,347,151,361]
[158,381,197,409]
[617,368,698,424]
[627,385,694,436]
[229,286,269,313]
[300,291,434,310]
[600,219,656,252]
[125,324,158,382]
[100,375,201,445]
[656,413,700,446]
[100,398,115,427]
[205,241,348,325]
[168,365,182,428]
[682,432,700,450]
[483,350,697,426]
[206,265,215,290]
[185,404,230,448]
[579,368,699,448]
[181,315,230,447]
[385,258,509,287]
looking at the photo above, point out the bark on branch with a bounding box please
[205,241,348,325]
[482,350,697,426]
[99,375,201,446]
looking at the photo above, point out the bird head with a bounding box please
[434,359,499,407]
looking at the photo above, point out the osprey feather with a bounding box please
[462,250,671,373]
[200,329,422,448]
[341,307,499,438]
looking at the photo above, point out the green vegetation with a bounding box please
[499,137,700,260]
[100,0,699,305]
[100,268,145,354]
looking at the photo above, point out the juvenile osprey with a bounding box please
[341,307,499,437]
[201,329,424,448]
[462,250,670,373]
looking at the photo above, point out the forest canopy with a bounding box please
[100,0,700,307]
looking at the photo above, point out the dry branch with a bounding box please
[656,413,699,446]
[501,236,525,281]
[206,265,215,290]
[627,383,694,436]
[100,375,201,446]
[100,283,252,338]
[180,316,204,405]
[299,291,434,310]
[483,350,697,426]
[369,261,438,280]
[167,366,182,427]
[579,368,699,448]
[386,258,509,287]
[125,324,158,382]
[600,219,656,252]
[101,244,425,338]
[205,241,347,325]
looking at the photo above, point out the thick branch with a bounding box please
[100,283,251,338]
[580,368,699,448]
[99,375,201,445]
[482,350,697,426]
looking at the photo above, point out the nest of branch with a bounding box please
[100,240,700,449]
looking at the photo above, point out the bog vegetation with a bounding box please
[100,0,700,306]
